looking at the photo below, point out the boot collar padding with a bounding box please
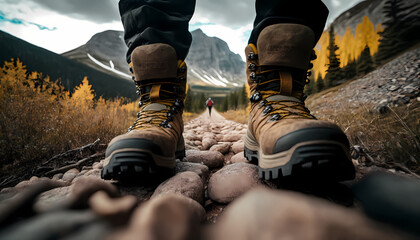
[257,23,314,70]
[131,43,178,81]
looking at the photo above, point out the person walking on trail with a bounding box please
[101,0,355,183]
[206,97,214,117]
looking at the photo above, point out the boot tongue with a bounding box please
[142,103,167,111]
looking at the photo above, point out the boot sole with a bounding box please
[244,132,355,181]
[101,149,185,181]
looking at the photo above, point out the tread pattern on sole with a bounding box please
[101,150,185,181]
[245,144,355,181]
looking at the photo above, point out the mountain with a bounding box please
[186,29,245,87]
[0,30,137,100]
[331,0,420,36]
[62,29,246,89]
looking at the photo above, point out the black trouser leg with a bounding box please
[249,0,329,46]
[208,106,212,116]
[119,0,196,62]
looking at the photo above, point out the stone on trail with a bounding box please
[201,137,217,150]
[52,173,63,180]
[209,188,413,240]
[108,194,204,240]
[207,163,261,204]
[89,190,137,224]
[34,186,72,212]
[222,133,243,142]
[151,171,204,205]
[231,141,244,154]
[209,142,232,154]
[230,152,248,164]
[224,152,234,163]
[176,160,210,184]
[62,168,80,183]
[185,150,224,169]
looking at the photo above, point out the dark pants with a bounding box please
[119,0,329,62]
[208,106,212,116]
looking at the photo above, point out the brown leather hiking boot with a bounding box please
[102,43,187,180]
[244,24,355,181]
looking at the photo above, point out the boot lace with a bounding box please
[127,61,187,132]
[247,44,317,121]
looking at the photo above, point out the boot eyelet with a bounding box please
[132,76,136,81]
[160,120,172,129]
[248,63,256,71]
[248,53,257,60]
[137,112,141,118]
[167,112,174,121]
[262,105,273,116]
[138,100,143,108]
[258,100,267,108]
[129,67,133,73]
[249,92,261,102]
[269,113,280,121]
[171,106,178,114]
[178,66,186,73]
[179,76,186,81]
[250,72,256,81]
[174,99,182,107]
[127,126,133,132]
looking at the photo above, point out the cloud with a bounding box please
[322,0,363,25]
[31,0,120,23]
[0,10,56,31]
[194,0,255,28]
[29,22,57,31]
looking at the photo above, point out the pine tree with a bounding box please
[184,84,193,112]
[376,0,420,63]
[229,91,238,110]
[316,74,324,92]
[341,57,357,80]
[325,26,341,88]
[238,84,248,109]
[357,45,374,75]
[199,93,206,112]
[222,96,229,112]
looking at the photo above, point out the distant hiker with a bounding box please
[206,97,214,116]
[102,0,355,185]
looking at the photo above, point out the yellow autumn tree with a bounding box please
[338,27,356,67]
[312,16,382,81]
[71,77,95,110]
[354,16,381,58]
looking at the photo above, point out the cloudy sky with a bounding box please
[0,0,363,60]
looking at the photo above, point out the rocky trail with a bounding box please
[1,49,420,239]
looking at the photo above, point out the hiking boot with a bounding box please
[244,24,355,181]
[101,43,187,180]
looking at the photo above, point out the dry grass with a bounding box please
[311,99,420,173]
[183,112,201,123]
[219,109,249,124]
[0,60,138,180]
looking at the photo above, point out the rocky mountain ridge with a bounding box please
[331,0,420,35]
[62,29,246,88]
